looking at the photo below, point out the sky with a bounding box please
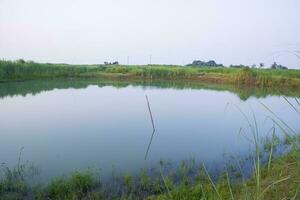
[0,0,300,68]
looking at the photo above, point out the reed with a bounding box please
[1,60,300,89]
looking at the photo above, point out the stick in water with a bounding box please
[144,95,156,160]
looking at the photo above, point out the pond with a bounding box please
[0,79,299,182]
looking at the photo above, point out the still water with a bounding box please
[0,79,299,182]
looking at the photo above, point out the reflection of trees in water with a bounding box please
[0,78,299,100]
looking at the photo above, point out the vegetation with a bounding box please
[1,147,299,199]
[0,99,299,200]
[0,59,99,81]
[270,62,288,70]
[186,60,224,67]
[1,60,300,89]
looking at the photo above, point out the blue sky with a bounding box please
[0,0,299,68]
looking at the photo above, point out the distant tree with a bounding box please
[251,64,256,68]
[271,62,277,69]
[16,59,26,64]
[270,62,288,70]
[259,63,264,68]
[230,64,247,68]
[190,60,205,66]
[188,60,223,67]
[207,60,217,66]
[104,61,119,65]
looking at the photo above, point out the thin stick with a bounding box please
[144,95,156,160]
[146,95,155,132]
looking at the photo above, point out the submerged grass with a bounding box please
[0,146,299,199]
[35,170,100,200]
[150,149,300,200]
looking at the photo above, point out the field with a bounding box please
[1,60,300,89]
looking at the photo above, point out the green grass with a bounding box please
[1,60,300,89]
[148,149,300,200]
[35,171,100,200]
[0,148,39,200]
[0,60,100,81]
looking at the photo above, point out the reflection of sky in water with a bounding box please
[0,85,299,181]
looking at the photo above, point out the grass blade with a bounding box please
[257,176,291,199]
[283,96,300,115]
[202,164,222,200]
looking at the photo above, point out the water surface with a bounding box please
[0,79,299,181]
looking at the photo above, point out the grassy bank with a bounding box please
[0,60,99,81]
[1,148,299,199]
[1,60,300,89]
[149,149,300,200]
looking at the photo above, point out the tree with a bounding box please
[230,64,246,68]
[16,59,26,64]
[188,60,223,67]
[271,62,277,69]
[259,63,264,68]
[270,62,288,70]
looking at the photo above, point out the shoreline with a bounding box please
[1,141,299,200]
[1,60,300,90]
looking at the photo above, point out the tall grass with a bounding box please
[1,60,300,89]
[0,60,99,81]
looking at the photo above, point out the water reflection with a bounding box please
[0,78,300,100]
[0,79,299,182]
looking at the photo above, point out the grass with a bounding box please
[0,60,100,81]
[148,149,300,200]
[0,147,39,200]
[35,171,100,200]
[1,60,300,89]
[0,146,299,199]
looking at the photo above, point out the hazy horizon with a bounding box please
[0,0,299,68]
